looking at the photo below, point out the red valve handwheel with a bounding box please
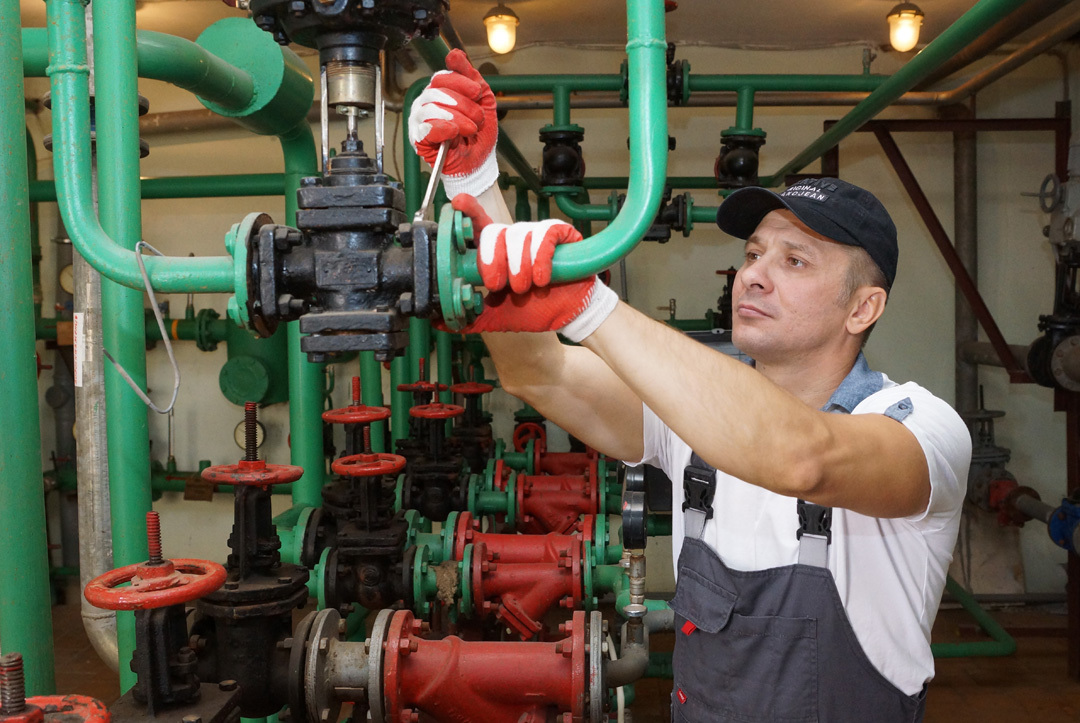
[321,404,391,425]
[84,557,227,611]
[30,695,111,723]
[409,403,465,420]
[512,422,547,453]
[449,382,494,396]
[331,453,407,478]
[200,459,304,487]
[396,381,448,394]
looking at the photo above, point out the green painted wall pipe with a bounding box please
[360,352,386,453]
[583,176,718,190]
[28,174,286,202]
[759,0,1028,186]
[594,564,625,593]
[687,74,884,93]
[409,318,432,382]
[485,76,623,94]
[931,576,1017,658]
[690,205,720,224]
[554,192,614,222]
[733,86,756,134]
[44,0,234,293]
[646,514,672,536]
[436,330,453,404]
[279,124,326,509]
[646,652,673,679]
[0,0,56,694]
[459,0,669,286]
[390,357,410,444]
[552,85,572,127]
[92,0,155,691]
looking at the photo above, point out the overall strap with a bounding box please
[796,500,831,568]
[682,452,716,540]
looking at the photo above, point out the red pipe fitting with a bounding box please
[381,609,592,723]
[452,511,581,564]
[517,472,599,535]
[538,450,599,477]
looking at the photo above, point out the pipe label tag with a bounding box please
[73,312,84,388]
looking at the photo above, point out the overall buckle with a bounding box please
[682,465,716,520]
[796,500,832,543]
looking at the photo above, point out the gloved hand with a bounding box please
[443,194,620,340]
[408,49,499,199]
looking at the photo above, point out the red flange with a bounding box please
[513,422,547,453]
[201,459,304,487]
[409,403,464,420]
[28,695,110,723]
[449,381,493,396]
[84,558,227,611]
[396,381,448,394]
[321,404,391,425]
[331,453,406,478]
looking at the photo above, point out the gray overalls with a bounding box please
[669,354,925,722]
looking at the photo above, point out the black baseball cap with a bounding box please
[715,178,898,287]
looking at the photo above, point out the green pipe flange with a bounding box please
[412,546,433,617]
[436,204,484,331]
[403,509,424,548]
[583,541,597,611]
[505,473,518,529]
[524,439,536,475]
[466,474,480,516]
[593,512,610,563]
[492,439,506,463]
[442,511,460,564]
[540,123,585,135]
[223,212,262,328]
[291,505,315,567]
[315,546,332,608]
[484,458,498,491]
[679,59,691,105]
[459,544,474,616]
[393,474,405,513]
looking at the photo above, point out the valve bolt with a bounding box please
[363,425,372,455]
[244,402,258,462]
[146,510,163,565]
[0,653,26,713]
[351,376,361,406]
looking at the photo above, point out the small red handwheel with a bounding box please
[332,453,407,478]
[396,381,448,394]
[84,558,227,611]
[513,422,547,452]
[322,404,390,425]
[449,382,493,396]
[30,695,111,723]
[201,459,304,487]
[409,403,464,420]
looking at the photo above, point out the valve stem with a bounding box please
[0,653,27,714]
[363,425,372,455]
[352,376,361,406]
[244,402,258,462]
[146,510,163,565]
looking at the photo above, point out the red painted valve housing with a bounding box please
[376,609,606,723]
[516,471,601,535]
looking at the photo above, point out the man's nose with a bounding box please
[737,257,771,292]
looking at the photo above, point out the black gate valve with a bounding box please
[715,133,767,189]
[666,42,690,107]
[540,126,586,187]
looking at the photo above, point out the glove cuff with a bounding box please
[559,278,620,343]
[442,149,500,199]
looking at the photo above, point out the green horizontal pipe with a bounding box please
[688,74,884,93]
[152,468,291,495]
[582,176,718,190]
[759,0,1029,185]
[554,193,613,222]
[497,128,544,194]
[931,576,1017,658]
[28,174,286,202]
[613,572,670,617]
[646,514,672,536]
[690,205,720,224]
[486,75,624,94]
[646,651,673,679]
[595,564,624,593]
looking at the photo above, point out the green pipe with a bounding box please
[485,76,623,94]
[279,124,325,509]
[613,572,670,617]
[552,85,572,127]
[583,176,717,190]
[29,174,286,202]
[360,352,386,453]
[92,0,153,692]
[931,576,1017,658]
[436,330,453,404]
[0,0,56,694]
[390,357,410,444]
[646,651,673,679]
[646,514,672,536]
[497,128,544,194]
[554,193,614,222]
[690,205,720,224]
[27,131,42,321]
[594,564,625,593]
[733,86,756,133]
[687,74,884,93]
[151,465,291,495]
[409,318,432,382]
[759,0,1028,185]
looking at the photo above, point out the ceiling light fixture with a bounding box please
[887,2,924,53]
[484,3,520,55]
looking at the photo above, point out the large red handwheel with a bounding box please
[397,381,448,394]
[332,453,407,478]
[409,403,464,420]
[84,558,227,611]
[512,422,547,453]
[29,695,111,723]
[322,404,390,425]
[449,381,493,396]
[201,459,304,487]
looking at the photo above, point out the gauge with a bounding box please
[59,264,74,294]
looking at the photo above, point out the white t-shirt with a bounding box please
[633,375,971,696]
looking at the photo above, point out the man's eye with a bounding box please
[788,257,805,267]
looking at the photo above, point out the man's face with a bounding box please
[731,209,856,363]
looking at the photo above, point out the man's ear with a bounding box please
[846,287,887,336]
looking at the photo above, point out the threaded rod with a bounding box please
[146,510,163,565]
[0,653,27,713]
[351,376,361,406]
[244,402,258,462]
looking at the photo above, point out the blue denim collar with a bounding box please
[821,352,884,414]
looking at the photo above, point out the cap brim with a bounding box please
[715,186,860,250]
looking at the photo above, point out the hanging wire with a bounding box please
[102,241,181,415]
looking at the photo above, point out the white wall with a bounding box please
[28,37,1079,593]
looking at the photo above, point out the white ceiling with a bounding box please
[18,0,1054,54]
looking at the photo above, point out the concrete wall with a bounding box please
[26,37,1079,594]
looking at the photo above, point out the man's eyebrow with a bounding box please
[743,236,819,258]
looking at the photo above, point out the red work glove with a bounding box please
[408,49,499,199]
[443,194,620,340]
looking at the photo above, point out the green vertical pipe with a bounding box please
[758,0,1027,185]
[409,318,432,382]
[436,330,453,404]
[734,86,755,132]
[279,123,324,508]
[390,358,410,444]
[0,0,56,693]
[513,184,532,222]
[360,352,386,453]
[552,84,572,127]
[930,576,1017,658]
[26,131,42,321]
[93,0,153,692]
[536,195,550,221]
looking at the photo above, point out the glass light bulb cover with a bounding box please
[485,14,519,54]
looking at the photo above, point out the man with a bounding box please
[410,50,971,722]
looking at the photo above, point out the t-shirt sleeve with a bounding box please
[624,402,668,470]
[855,383,971,529]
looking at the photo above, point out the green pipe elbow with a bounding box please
[133,30,255,111]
